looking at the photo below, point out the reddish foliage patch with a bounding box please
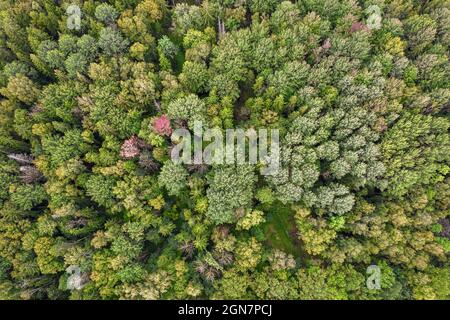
[120,136,141,159]
[152,114,172,136]
[350,21,369,33]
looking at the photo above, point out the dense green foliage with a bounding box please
[0,0,448,300]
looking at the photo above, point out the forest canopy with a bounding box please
[0,0,449,300]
